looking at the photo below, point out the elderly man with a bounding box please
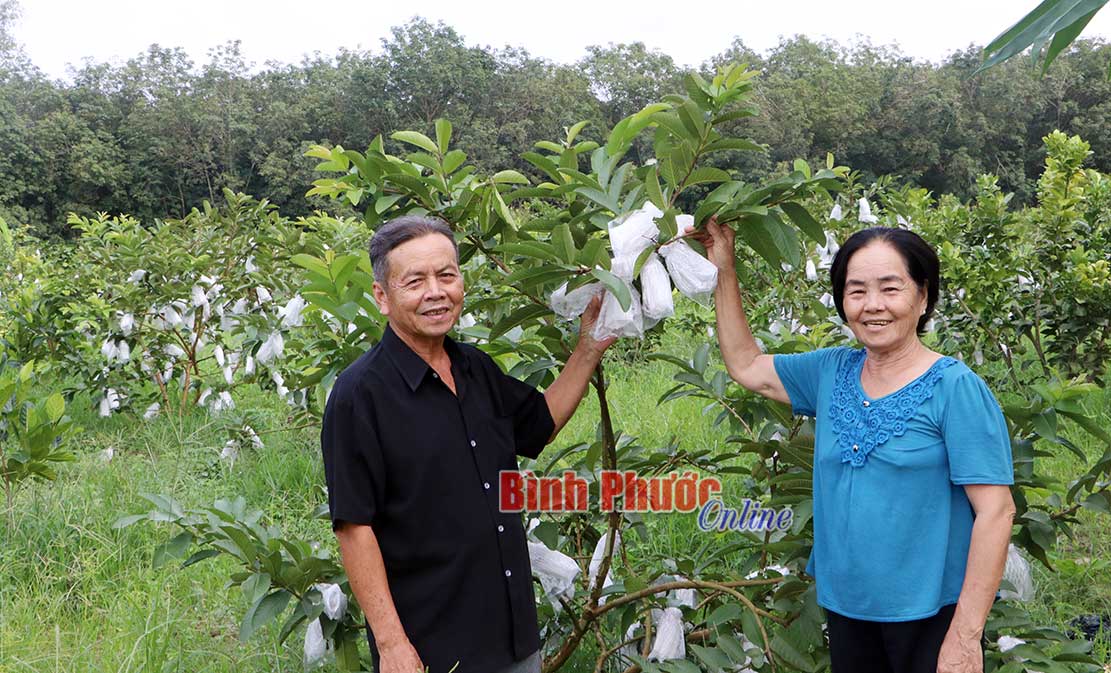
[321,214,614,673]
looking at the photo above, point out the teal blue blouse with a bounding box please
[773,347,1014,621]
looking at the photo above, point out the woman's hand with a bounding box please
[936,630,982,673]
[685,215,735,273]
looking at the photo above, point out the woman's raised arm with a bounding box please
[689,217,791,405]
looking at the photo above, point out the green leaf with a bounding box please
[645,166,666,209]
[435,119,452,154]
[574,186,620,213]
[181,549,220,567]
[633,246,656,279]
[531,522,561,549]
[707,602,743,627]
[44,393,65,423]
[690,644,734,670]
[771,631,816,672]
[493,188,518,230]
[566,120,589,145]
[660,661,701,673]
[656,209,679,242]
[591,268,632,311]
[504,265,574,287]
[489,305,552,340]
[552,223,576,264]
[374,195,405,214]
[492,170,530,185]
[1032,408,1058,441]
[442,149,467,174]
[741,609,765,649]
[390,130,439,154]
[152,531,194,568]
[111,513,147,529]
[779,202,825,245]
[291,253,332,280]
[240,590,293,642]
[716,634,749,663]
[735,216,781,267]
[1057,409,1111,442]
[683,167,732,188]
[705,137,764,153]
[978,0,1109,73]
[495,241,562,264]
[241,572,272,605]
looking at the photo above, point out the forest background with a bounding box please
[2,5,1111,237]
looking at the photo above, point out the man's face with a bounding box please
[373,233,464,345]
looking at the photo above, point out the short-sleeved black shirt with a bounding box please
[321,324,554,673]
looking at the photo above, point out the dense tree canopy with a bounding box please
[1,13,1110,236]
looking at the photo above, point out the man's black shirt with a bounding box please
[321,325,554,673]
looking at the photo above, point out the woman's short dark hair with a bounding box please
[829,227,940,335]
[369,215,458,284]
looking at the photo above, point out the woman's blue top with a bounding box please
[773,347,1013,621]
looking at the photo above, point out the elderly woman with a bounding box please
[692,218,1016,673]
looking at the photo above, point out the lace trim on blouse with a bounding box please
[830,349,957,467]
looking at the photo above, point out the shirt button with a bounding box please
[497,525,505,533]
[504,569,512,577]
[484,482,491,490]
[852,444,860,452]
[432,372,438,379]
[862,400,870,407]
[470,439,476,447]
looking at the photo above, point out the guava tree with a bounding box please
[112,65,1111,672]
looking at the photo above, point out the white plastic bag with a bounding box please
[659,239,718,304]
[609,203,663,259]
[858,197,878,224]
[639,253,674,323]
[314,583,348,620]
[669,575,696,609]
[999,544,1035,602]
[304,618,327,668]
[592,285,643,341]
[588,530,622,599]
[648,607,686,661]
[550,282,603,320]
[528,541,580,609]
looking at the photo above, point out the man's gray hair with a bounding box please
[369,215,458,284]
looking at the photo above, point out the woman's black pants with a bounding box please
[825,604,958,673]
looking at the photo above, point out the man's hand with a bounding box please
[686,216,736,273]
[378,637,425,673]
[574,294,617,361]
[936,630,982,673]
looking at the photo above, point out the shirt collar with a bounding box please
[381,323,470,392]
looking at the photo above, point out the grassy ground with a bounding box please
[2,321,1109,672]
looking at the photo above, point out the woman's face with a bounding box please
[842,241,927,353]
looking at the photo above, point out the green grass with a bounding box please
[2,323,1110,671]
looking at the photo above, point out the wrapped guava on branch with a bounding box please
[592,259,644,341]
[304,618,328,668]
[549,281,603,320]
[1000,544,1035,602]
[639,252,674,323]
[647,607,686,661]
[658,237,718,304]
[528,540,580,610]
[608,202,663,260]
[588,530,622,601]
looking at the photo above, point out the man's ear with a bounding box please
[373,281,390,316]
